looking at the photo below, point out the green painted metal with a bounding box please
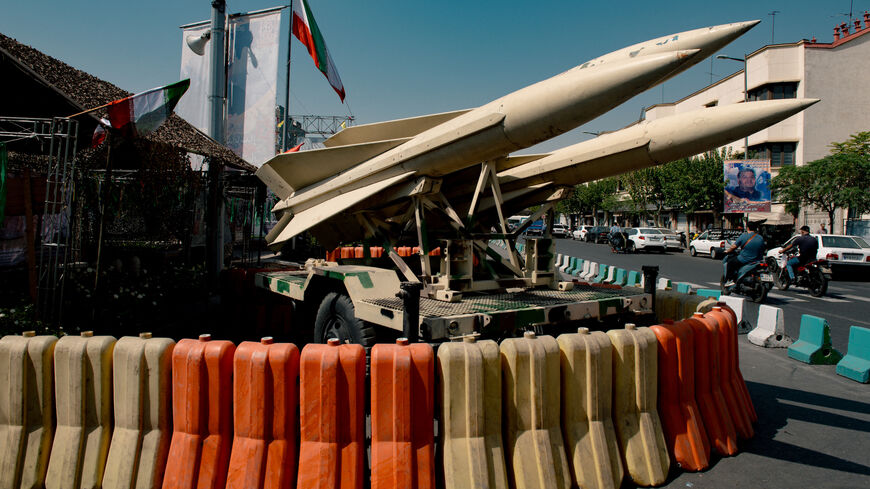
[837,326,870,383]
[696,288,721,300]
[788,315,843,365]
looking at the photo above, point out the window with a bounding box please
[748,82,797,101]
[749,142,797,167]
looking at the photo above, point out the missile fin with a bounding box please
[258,137,411,197]
[493,153,549,172]
[267,171,416,248]
[323,109,473,147]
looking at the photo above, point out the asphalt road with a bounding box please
[550,237,870,349]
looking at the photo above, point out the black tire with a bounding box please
[749,280,768,303]
[807,268,828,297]
[690,246,697,257]
[313,292,377,346]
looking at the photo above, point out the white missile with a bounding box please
[257,21,760,248]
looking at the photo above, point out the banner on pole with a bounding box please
[723,159,771,213]
[177,8,283,167]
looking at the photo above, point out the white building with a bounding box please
[644,15,870,235]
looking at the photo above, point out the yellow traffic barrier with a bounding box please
[501,332,571,489]
[103,333,175,489]
[0,332,57,489]
[46,332,116,489]
[438,337,508,489]
[607,324,669,487]
[558,328,624,489]
[655,290,683,323]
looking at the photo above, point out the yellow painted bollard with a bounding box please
[45,332,116,489]
[103,333,175,489]
[501,332,570,489]
[558,328,624,489]
[607,324,669,487]
[438,337,508,489]
[0,332,57,489]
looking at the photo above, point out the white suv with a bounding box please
[625,228,666,252]
[689,229,741,258]
[572,225,591,241]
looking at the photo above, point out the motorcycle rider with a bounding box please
[722,221,766,288]
[779,225,819,284]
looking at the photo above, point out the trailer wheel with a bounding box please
[313,292,377,347]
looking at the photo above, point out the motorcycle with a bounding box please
[720,252,773,303]
[609,231,631,253]
[765,253,831,297]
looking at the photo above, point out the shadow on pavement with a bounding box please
[743,380,870,476]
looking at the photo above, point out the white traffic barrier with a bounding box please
[580,260,591,279]
[603,266,617,284]
[718,296,752,334]
[748,305,793,348]
[657,278,671,290]
[582,262,597,281]
[557,254,570,273]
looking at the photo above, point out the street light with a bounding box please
[717,54,749,160]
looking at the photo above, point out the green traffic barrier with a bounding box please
[593,265,609,283]
[674,282,693,294]
[787,315,843,365]
[613,268,628,286]
[569,257,583,276]
[573,258,586,276]
[696,288,721,300]
[627,270,641,287]
[836,326,870,383]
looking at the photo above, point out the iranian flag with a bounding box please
[291,0,346,102]
[106,79,190,138]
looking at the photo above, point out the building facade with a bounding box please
[644,15,870,235]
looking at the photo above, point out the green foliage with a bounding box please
[623,166,667,223]
[662,150,728,214]
[771,151,870,228]
[830,131,870,157]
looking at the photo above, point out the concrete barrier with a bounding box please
[787,315,843,365]
[602,266,617,284]
[696,289,721,300]
[592,265,609,284]
[570,258,584,277]
[836,326,870,383]
[563,257,576,275]
[627,270,642,287]
[579,260,591,279]
[674,283,693,294]
[582,262,597,281]
[748,305,793,348]
[657,278,672,290]
[717,296,751,334]
[613,268,628,287]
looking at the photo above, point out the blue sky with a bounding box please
[2,1,868,155]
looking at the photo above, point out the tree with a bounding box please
[662,150,727,219]
[830,131,870,157]
[623,166,668,225]
[772,152,870,231]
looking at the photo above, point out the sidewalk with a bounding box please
[660,337,870,488]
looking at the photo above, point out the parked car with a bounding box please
[572,225,592,241]
[551,223,570,238]
[689,229,741,258]
[654,228,683,251]
[587,226,610,243]
[766,234,870,270]
[625,227,667,252]
[525,219,545,236]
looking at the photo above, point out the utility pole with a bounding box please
[207,0,227,284]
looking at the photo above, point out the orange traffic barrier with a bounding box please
[711,302,758,423]
[162,335,235,489]
[326,248,340,261]
[684,314,738,456]
[226,338,299,489]
[650,321,710,471]
[297,339,366,489]
[371,339,435,489]
[690,313,752,440]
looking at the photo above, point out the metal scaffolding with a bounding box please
[0,116,80,326]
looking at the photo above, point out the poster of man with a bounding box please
[724,159,771,213]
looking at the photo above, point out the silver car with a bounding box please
[654,228,683,251]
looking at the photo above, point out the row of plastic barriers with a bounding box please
[325,246,442,261]
[0,305,754,489]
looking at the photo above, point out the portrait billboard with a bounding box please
[723,159,771,213]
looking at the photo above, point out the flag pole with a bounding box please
[283,1,293,152]
[67,102,112,119]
